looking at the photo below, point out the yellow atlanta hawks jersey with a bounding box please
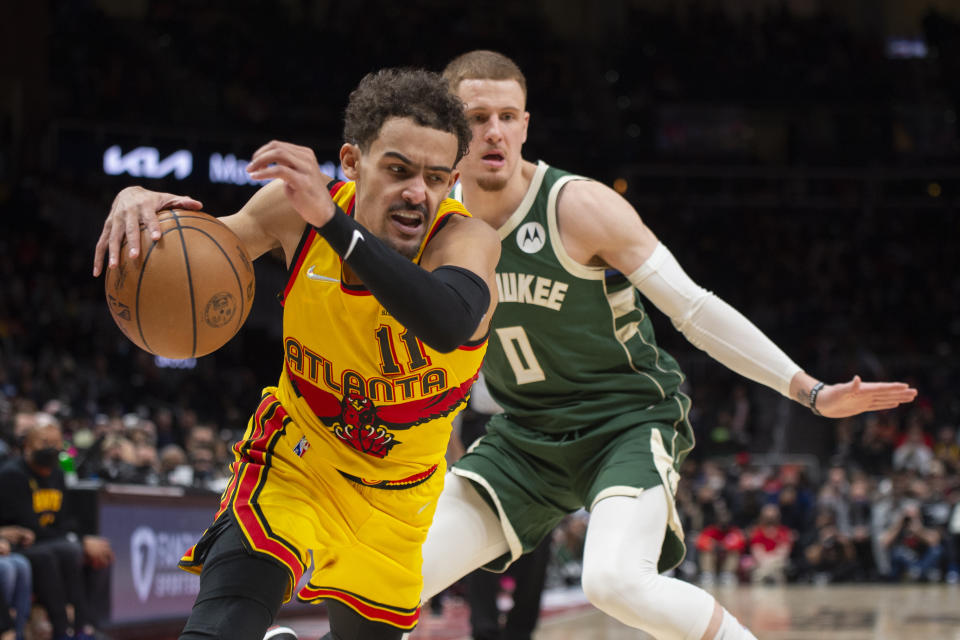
[274,180,487,482]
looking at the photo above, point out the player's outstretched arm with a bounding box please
[555,179,917,417]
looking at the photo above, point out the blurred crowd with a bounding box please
[674,448,960,587]
[38,2,960,168]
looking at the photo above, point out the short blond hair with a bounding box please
[443,50,527,99]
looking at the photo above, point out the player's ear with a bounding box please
[340,143,361,180]
[521,111,530,145]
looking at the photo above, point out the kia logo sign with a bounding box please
[103,145,193,180]
[101,144,346,185]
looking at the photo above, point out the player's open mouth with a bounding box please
[390,211,423,232]
[482,151,505,167]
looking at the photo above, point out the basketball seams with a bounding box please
[178,221,249,338]
[135,227,163,354]
[170,211,199,357]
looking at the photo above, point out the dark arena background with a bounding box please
[2,1,959,639]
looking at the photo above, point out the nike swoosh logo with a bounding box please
[344,229,364,260]
[306,265,339,283]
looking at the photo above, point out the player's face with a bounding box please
[455,79,529,192]
[343,117,460,259]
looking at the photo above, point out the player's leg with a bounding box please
[420,473,509,600]
[425,411,580,602]
[573,404,755,640]
[581,492,755,640]
[179,518,290,640]
[325,599,408,640]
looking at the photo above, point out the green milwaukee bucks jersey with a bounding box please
[455,161,686,432]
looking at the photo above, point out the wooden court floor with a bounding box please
[274,584,960,640]
[523,584,960,640]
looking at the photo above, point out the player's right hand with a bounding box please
[93,186,203,277]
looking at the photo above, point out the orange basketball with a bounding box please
[104,209,255,358]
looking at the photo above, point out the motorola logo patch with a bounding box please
[516,222,546,254]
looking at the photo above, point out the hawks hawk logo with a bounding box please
[516,222,546,254]
[285,364,478,459]
[334,392,398,458]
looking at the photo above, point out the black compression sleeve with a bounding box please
[315,206,490,352]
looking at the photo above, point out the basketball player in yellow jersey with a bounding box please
[92,69,500,640]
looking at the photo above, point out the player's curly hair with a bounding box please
[343,68,471,165]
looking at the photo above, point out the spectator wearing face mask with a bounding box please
[0,418,114,640]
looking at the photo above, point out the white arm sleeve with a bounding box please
[627,243,802,397]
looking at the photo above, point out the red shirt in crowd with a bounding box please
[696,525,747,553]
[749,524,793,553]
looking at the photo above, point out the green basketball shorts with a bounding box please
[452,394,694,573]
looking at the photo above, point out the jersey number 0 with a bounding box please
[495,325,545,384]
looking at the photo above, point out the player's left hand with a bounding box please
[246,140,336,228]
[815,375,917,417]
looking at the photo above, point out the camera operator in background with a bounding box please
[881,500,943,583]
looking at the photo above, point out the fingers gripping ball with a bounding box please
[105,210,255,358]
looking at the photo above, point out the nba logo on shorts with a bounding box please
[293,436,310,457]
[516,222,546,254]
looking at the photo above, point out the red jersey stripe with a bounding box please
[297,586,419,629]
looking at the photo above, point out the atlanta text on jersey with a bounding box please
[285,337,450,402]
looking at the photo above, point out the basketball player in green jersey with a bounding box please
[413,51,919,640]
